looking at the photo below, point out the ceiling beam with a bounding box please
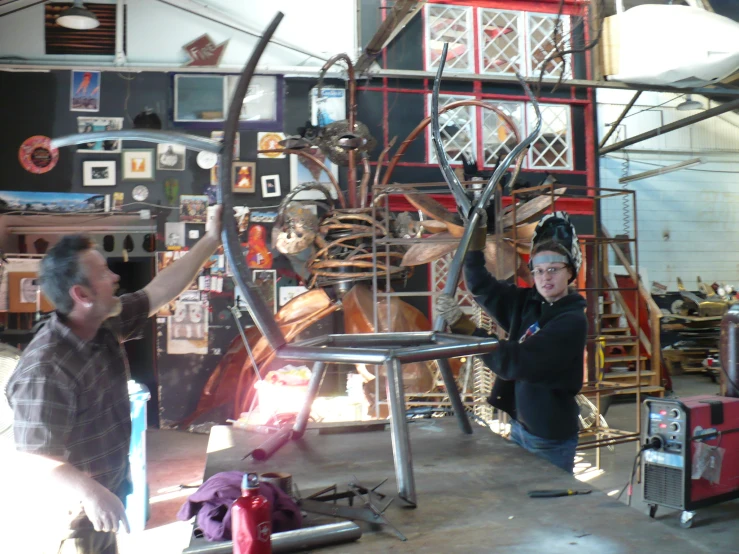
[618,158,703,184]
[355,0,424,74]
[599,98,739,154]
[599,91,641,149]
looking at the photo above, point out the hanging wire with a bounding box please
[616,127,632,235]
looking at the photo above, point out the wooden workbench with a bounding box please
[186,419,713,553]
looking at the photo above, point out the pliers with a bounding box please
[527,489,592,498]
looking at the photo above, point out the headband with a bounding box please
[531,253,569,267]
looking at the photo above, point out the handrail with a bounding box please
[602,226,663,384]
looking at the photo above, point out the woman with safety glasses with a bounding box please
[437,211,587,473]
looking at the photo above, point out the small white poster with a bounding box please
[311,87,346,126]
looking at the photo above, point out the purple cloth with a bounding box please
[177,471,302,541]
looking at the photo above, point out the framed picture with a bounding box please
[82,160,116,186]
[261,174,281,198]
[70,70,101,112]
[76,117,123,153]
[289,149,339,200]
[7,272,54,313]
[232,161,256,193]
[252,269,277,314]
[257,132,286,158]
[180,194,208,223]
[121,149,154,181]
[156,143,186,171]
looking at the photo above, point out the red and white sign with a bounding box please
[182,34,229,67]
[19,135,59,174]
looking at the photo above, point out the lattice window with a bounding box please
[425,4,475,73]
[526,12,572,80]
[528,103,572,170]
[428,94,477,165]
[478,9,523,75]
[482,101,524,167]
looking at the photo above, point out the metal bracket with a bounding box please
[298,479,406,541]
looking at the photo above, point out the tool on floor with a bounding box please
[297,478,406,541]
[527,489,592,498]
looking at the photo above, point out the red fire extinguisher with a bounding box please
[232,473,272,554]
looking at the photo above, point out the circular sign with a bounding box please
[132,185,149,202]
[19,136,59,174]
[197,150,218,169]
[258,133,285,158]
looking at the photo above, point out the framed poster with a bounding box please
[121,149,154,181]
[82,160,116,186]
[76,117,123,153]
[70,70,101,112]
[290,149,339,200]
[310,87,346,126]
[260,174,281,198]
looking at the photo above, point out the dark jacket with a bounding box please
[464,250,587,440]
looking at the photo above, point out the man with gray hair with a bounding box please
[6,206,222,553]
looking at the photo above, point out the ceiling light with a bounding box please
[676,94,703,111]
[56,1,100,30]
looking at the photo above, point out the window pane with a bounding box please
[482,101,524,167]
[528,103,572,170]
[175,75,224,121]
[427,95,477,165]
[526,13,572,79]
[478,9,523,75]
[226,75,278,122]
[425,4,474,73]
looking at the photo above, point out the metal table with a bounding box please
[186,419,712,553]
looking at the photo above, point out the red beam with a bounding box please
[386,194,595,215]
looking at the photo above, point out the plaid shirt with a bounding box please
[7,291,150,505]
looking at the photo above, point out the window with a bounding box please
[428,96,573,171]
[173,74,281,129]
[425,5,572,79]
[427,94,477,164]
[424,4,475,73]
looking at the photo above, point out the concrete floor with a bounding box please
[127,372,724,554]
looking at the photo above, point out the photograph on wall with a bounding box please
[156,143,186,171]
[112,192,124,211]
[232,162,256,193]
[0,190,109,214]
[166,296,209,355]
[260,174,281,198]
[76,117,123,153]
[210,163,221,187]
[82,160,116,186]
[210,130,240,159]
[289,148,339,200]
[122,149,154,181]
[180,194,208,223]
[252,269,277,314]
[70,70,101,112]
[165,222,187,250]
[310,87,346,126]
[257,132,286,159]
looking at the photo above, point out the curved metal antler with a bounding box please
[431,43,543,332]
[220,13,286,350]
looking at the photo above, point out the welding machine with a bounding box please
[641,395,739,528]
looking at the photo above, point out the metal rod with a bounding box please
[229,306,262,382]
[328,332,435,346]
[386,358,416,506]
[436,358,473,434]
[219,13,287,350]
[618,158,702,184]
[292,362,326,439]
[252,425,293,461]
[600,98,739,154]
[598,91,641,149]
[275,346,389,365]
[50,130,222,153]
[394,338,499,363]
[182,522,362,553]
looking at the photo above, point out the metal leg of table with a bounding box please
[436,358,473,435]
[292,361,326,439]
[386,358,417,507]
